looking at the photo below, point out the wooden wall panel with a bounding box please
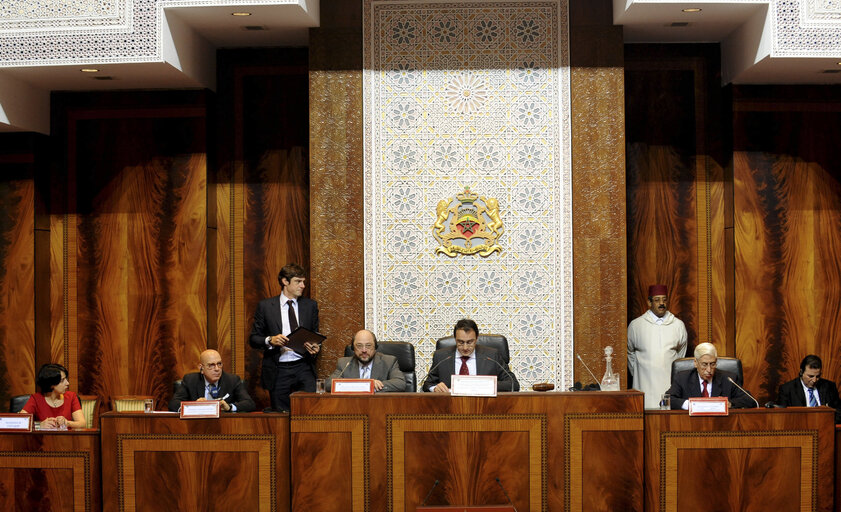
[215,49,310,407]
[0,138,38,408]
[625,45,730,365]
[569,0,628,386]
[309,2,365,377]
[734,87,841,402]
[51,92,208,408]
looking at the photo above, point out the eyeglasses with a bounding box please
[204,362,223,369]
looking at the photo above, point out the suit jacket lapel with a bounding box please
[193,375,206,400]
[370,354,385,380]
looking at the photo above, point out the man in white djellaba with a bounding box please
[627,284,688,409]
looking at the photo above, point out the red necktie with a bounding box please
[702,381,709,397]
[459,356,470,375]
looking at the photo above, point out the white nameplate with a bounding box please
[331,379,375,394]
[0,414,33,431]
[451,375,498,397]
[688,397,729,416]
[179,401,221,419]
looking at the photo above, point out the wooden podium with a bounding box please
[291,391,645,512]
[416,506,515,511]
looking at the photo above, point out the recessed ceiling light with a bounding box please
[231,12,251,16]
[80,68,99,73]
[682,8,702,13]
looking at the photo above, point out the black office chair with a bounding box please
[670,356,743,386]
[435,334,511,365]
[9,394,31,413]
[344,341,417,392]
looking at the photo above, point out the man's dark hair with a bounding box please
[36,363,69,394]
[277,263,306,288]
[800,354,822,374]
[453,318,479,338]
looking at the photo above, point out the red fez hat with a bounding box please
[648,284,668,297]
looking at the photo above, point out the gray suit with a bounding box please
[326,352,406,392]
[422,345,519,392]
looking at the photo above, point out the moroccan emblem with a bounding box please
[433,186,503,257]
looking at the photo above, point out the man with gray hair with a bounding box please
[665,342,753,410]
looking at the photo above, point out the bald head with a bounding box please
[199,350,223,384]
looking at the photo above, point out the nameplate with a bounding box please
[331,379,375,394]
[451,375,498,397]
[688,397,729,416]
[179,401,221,419]
[0,413,33,432]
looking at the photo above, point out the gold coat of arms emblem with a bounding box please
[433,186,503,257]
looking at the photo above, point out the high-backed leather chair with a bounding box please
[344,341,416,392]
[9,394,30,413]
[670,356,743,386]
[435,334,510,364]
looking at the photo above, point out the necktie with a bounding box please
[808,388,817,407]
[361,365,370,379]
[702,381,709,397]
[287,300,298,331]
[459,356,470,375]
[209,384,219,399]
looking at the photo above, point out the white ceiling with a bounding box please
[0,1,839,133]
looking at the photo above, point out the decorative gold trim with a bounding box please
[0,451,91,511]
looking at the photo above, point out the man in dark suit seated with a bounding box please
[666,342,753,410]
[248,263,321,412]
[423,318,519,392]
[169,349,256,412]
[325,329,405,392]
[777,355,841,423]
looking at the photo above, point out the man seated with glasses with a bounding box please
[423,318,519,393]
[666,342,753,410]
[325,329,406,392]
[168,349,256,412]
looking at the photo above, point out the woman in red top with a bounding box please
[20,364,86,429]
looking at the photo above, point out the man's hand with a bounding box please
[432,382,450,393]
[219,400,231,412]
[304,342,321,355]
[269,334,288,347]
[372,379,384,392]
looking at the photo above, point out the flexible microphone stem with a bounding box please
[421,479,440,506]
[338,356,355,378]
[575,353,601,387]
[727,376,759,408]
[495,477,519,512]
[484,356,517,392]
[422,354,454,391]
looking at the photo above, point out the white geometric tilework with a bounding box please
[775,0,841,55]
[363,0,573,391]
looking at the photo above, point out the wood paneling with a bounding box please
[569,0,628,387]
[215,49,310,407]
[733,87,841,403]
[0,137,38,408]
[0,430,101,512]
[51,92,208,408]
[100,412,290,512]
[625,45,730,364]
[645,408,835,512]
[291,391,644,512]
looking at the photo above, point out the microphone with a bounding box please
[484,356,517,392]
[423,354,454,391]
[421,479,439,506]
[338,355,355,378]
[575,353,601,390]
[765,401,783,408]
[495,477,519,512]
[727,376,759,408]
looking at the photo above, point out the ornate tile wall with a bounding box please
[363,0,572,389]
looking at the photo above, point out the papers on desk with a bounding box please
[0,413,33,431]
[179,400,221,419]
[451,375,498,397]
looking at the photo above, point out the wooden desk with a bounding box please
[291,391,644,512]
[645,408,835,512]
[0,429,101,511]
[100,412,290,512]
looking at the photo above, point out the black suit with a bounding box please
[666,369,754,410]
[777,377,841,423]
[168,371,256,412]
[248,295,320,411]
[423,345,519,392]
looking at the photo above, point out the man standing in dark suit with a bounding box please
[666,342,754,410]
[778,355,841,423]
[169,349,256,412]
[326,329,406,392]
[248,263,321,412]
[423,318,519,392]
